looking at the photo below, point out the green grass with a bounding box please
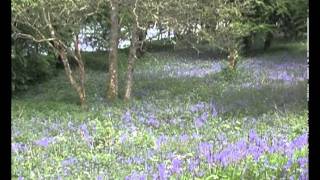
[12,40,308,179]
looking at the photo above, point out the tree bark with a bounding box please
[107,0,119,100]
[74,34,86,107]
[264,31,273,50]
[46,19,86,107]
[136,29,146,58]
[124,22,138,101]
[227,49,238,70]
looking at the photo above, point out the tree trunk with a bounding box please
[107,0,119,100]
[227,49,238,70]
[57,46,86,107]
[243,35,252,54]
[124,22,138,101]
[158,23,161,40]
[74,34,86,107]
[264,31,273,50]
[47,21,86,107]
[136,29,146,58]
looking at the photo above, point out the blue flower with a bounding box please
[12,143,28,153]
[158,163,167,180]
[79,124,93,148]
[122,110,132,123]
[179,134,189,143]
[171,158,182,174]
[147,114,160,128]
[194,112,208,128]
[61,157,77,167]
[34,137,55,147]
[188,157,199,173]
[156,135,167,150]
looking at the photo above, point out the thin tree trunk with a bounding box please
[74,34,86,107]
[264,31,273,50]
[46,15,86,107]
[124,22,138,101]
[107,0,119,100]
[136,29,146,58]
[227,49,238,70]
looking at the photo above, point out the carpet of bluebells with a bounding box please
[12,44,308,179]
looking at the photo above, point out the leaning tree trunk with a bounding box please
[46,18,86,107]
[58,48,86,107]
[107,0,119,100]
[124,22,138,101]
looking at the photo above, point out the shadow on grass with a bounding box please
[133,75,307,117]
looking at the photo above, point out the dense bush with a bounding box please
[12,53,57,93]
[82,50,129,73]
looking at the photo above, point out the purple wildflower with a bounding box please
[125,171,147,180]
[18,176,24,180]
[147,114,160,128]
[198,142,213,157]
[179,134,189,143]
[156,135,167,150]
[80,124,93,148]
[122,110,132,123]
[34,137,55,147]
[171,158,182,174]
[61,157,77,167]
[297,157,308,168]
[194,112,208,128]
[158,163,167,180]
[290,133,308,150]
[188,157,200,173]
[190,102,206,112]
[284,159,293,170]
[132,156,144,164]
[248,129,258,143]
[12,143,28,153]
[119,133,128,144]
[96,175,103,180]
[210,101,218,117]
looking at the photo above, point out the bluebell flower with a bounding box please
[147,114,160,128]
[198,142,213,158]
[96,175,104,180]
[290,133,308,150]
[171,158,182,174]
[156,135,167,150]
[179,134,189,143]
[122,110,132,123]
[61,157,77,167]
[194,112,208,128]
[248,129,258,143]
[158,163,167,180]
[79,124,93,148]
[34,137,55,147]
[188,157,199,173]
[119,133,128,144]
[297,157,308,168]
[125,171,147,180]
[12,143,28,153]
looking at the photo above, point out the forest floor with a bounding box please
[11,41,308,179]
